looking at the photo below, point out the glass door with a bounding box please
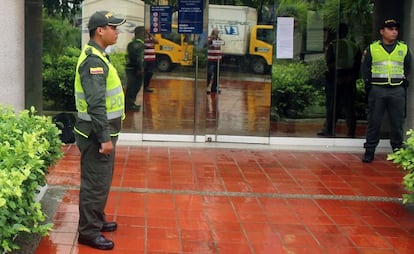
[122,1,273,143]
[206,3,273,143]
[138,2,207,142]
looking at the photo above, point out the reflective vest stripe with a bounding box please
[74,127,120,138]
[74,127,88,138]
[75,86,123,100]
[372,74,404,79]
[372,61,404,66]
[77,109,124,121]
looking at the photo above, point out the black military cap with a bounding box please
[381,19,400,29]
[88,11,126,31]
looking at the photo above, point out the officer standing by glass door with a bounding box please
[361,19,411,163]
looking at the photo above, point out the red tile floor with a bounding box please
[35,144,414,254]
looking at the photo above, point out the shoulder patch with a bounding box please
[85,47,93,56]
[90,67,104,74]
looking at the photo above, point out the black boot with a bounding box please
[362,149,375,163]
[78,235,114,250]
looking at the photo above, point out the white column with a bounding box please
[0,0,24,111]
[81,0,145,53]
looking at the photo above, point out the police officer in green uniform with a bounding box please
[73,11,126,250]
[318,23,361,137]
[125,26,145,111]
[361,19,411,163]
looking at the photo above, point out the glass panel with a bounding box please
[137,3,205,137]
[270,0,373,138]
[206,3,272,139]
[113,1,208,139]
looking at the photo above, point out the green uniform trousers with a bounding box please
[75,132,118,239]
[364,85,405,151]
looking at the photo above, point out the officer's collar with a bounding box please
[380,40,398,46]
[88,40,107,57]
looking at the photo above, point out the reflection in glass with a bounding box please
[141,8,200,137]
[270,1,373,138]
[122,0,377,141]
[317,23,361,138]
[207,3,272,140]
[154,25,194,72]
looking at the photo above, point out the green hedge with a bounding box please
[388,129,414,204]
[271,60,368,120]
[43,46,80,111]
[271,60,326,119]
[0,105,64,252]
[43,49,127,111]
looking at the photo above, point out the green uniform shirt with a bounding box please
[126,38,144,70]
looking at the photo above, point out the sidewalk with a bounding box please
[34,144,414,254]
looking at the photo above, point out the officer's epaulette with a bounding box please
[85,47,93,56]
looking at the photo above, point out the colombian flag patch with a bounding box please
[90,67,104,74]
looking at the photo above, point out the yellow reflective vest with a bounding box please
[370,41,408,86]
[74,45,125,122]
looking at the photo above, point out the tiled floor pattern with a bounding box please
[35,144,414,254]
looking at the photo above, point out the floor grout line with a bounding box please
[47,185,402,203]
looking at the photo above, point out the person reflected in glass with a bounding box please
[125,26,145,111]
[207,28,224,94]
[318,23,361,137]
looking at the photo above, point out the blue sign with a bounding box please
[225,26,239,35]
[178,0,203,34]
[150,5,172,34]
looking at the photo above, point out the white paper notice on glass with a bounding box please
[276,17,294,59]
